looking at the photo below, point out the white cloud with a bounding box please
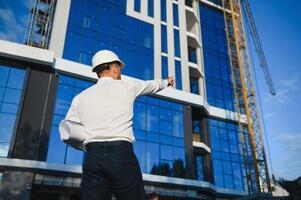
[275,133,301,179]
[264,76,300,105]
[0,7,28,43]
[264,88,289,105]
[279,77,300,91]
[264,111,275,118]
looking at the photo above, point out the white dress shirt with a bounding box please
[59,77,168,151]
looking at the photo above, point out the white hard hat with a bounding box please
[92,50,125,72]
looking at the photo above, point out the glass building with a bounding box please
[0,0,254,199]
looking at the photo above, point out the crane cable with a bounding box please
[244,11,276,184]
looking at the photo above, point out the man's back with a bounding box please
[76,77,136,145]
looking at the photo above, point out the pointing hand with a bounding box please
[167,76,175,87]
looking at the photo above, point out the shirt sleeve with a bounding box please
[64,96,82,124]
[132,79,168,97]
[58,96,86,150]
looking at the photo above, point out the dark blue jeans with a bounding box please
[80,141,146,200]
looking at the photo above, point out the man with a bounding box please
[59,50,174,200]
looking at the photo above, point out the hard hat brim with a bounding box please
[92,60,125,72]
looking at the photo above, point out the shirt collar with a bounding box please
[97,76,114,84]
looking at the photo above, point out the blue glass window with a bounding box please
[161,0,167,22]
[209,118,247,191]
[161,25,168,53]
[196,155,204,180]
[134,140,146,172]
[188,47,197,63]
[0,65,26,157]
[133,102,147,130]
[134,0,141,12]
[133,96,186,178]
[161,56,168,79]
[173,3,179,27]
[175,60,182,90]
[79,52,92,65]
[147,105,159,132]
[64,0,155,80]
[200,3,235,112]
[146,142,159,173]
[193,119,201,133]
[190,77,199,94]
[148,0,154,17]
[47,75,93,164]
[174,29,181,58]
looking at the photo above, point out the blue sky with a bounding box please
[0,0,31,43]
[248,0,301,180]
[0,0,300,180]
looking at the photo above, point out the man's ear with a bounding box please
[112,65,117,74]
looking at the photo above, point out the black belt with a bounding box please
[86,140,132,151]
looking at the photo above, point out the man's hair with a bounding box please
[94,61,122,77]
[94,63,110,75]
[149,192,159,200]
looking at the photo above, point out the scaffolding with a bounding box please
[26,0,56,49]
[221,0,272,195]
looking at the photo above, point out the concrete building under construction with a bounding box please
[0,0,274,199]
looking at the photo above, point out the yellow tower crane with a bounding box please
[221,0,275,195]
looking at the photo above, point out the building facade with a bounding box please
[0,0,251,199]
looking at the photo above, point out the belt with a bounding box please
[85,140,132,151]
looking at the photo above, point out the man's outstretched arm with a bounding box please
[132,76,174,97]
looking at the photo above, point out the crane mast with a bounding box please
[221,0,272,194]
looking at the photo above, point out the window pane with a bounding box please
[134,102,147,130]
[161,0,166,22]
[209,118,247,190]
[224,174,234,189]
[175,60,182,90]
[47,75,93,164]
[47,126,67,164]
[160,121,172,135]
[200,3,235,111]
[65,146,84,165]
[0,67,9,87]
[1,103,18,114]
[147,105,159,132]
[0,65,26,158]
[3,89,22,104]
[173,147,185,178]
[148,0,154,17]
[160,135,172,145]
[161,56,168,80]
[160,144,173,160]
[196,156,204,180]
[173,3,179,27]
[7,68,26,89]
[161,25,167,53]
[146,142,159,173]
[0,113,15,142]
[172,110,183,137]
[213,159,224,187]
[190,77,199,94]
[134,140,146,173]
[174,29,181,57]
[134,0,141,12]
[64,0,155,80]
